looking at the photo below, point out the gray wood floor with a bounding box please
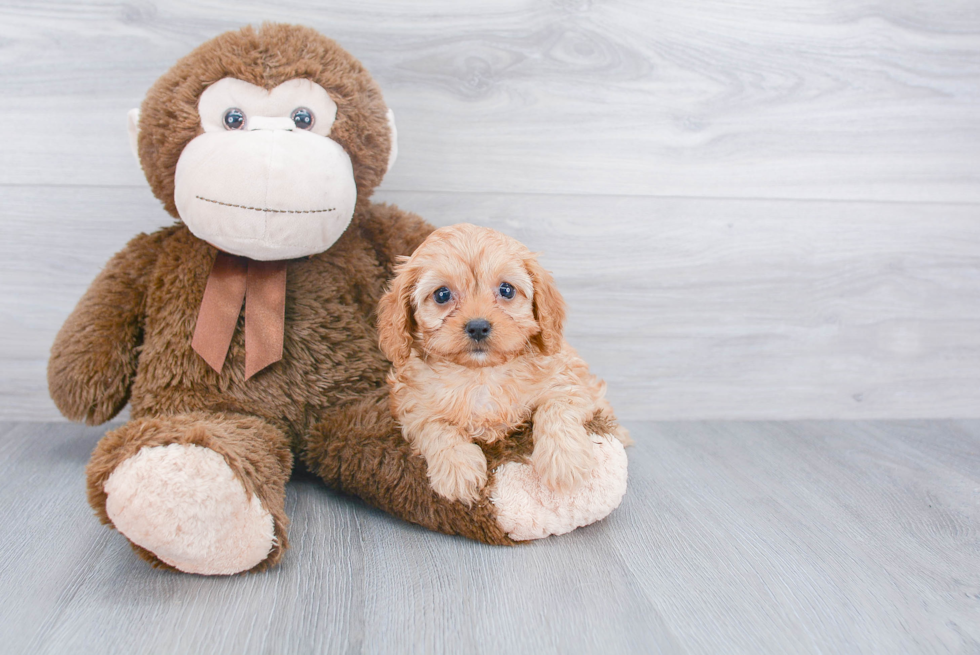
[1,420,977,654]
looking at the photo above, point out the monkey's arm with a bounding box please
[48,230,166,425]
[358,202,435,273]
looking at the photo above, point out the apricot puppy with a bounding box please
[377,223,630,505]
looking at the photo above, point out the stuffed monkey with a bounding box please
[48,24,628,575]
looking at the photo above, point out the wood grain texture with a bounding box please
[0,420,976,653]
[2,2,979,420]
[5,185,980,421]
[0,0,977,201]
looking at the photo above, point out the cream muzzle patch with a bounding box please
[171,78,357,260]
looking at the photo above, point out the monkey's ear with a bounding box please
[127,108,141,163]
[385,108,398,175]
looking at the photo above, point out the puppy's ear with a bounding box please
[377,259,418,366]
[526,255,566,356]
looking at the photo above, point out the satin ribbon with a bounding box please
[192,251,287,379]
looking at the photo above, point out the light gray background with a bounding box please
[1,2,978,653]
[3,0,980,422]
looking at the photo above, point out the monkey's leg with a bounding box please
[87,412,293,574]
[303,392,516,545]
[303,393,628,544]
[489,434,629,542]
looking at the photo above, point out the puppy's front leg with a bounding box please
[410,421,488,505]
[531,392,598,493]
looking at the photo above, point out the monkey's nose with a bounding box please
[465,319,492,342]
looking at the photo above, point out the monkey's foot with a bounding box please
[490,436,628,541]
[103,444,276,575]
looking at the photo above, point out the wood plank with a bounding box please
[6,184,980,421]
[0,1,977,201]
[0,420,976,653]
[609,420,980,652]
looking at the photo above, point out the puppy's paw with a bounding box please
[426,442,488,505]
[531,425,598,493]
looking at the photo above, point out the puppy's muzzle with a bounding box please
[465,318,492,343]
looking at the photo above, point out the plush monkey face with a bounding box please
[131,24,397,261]
[172,77,359,259]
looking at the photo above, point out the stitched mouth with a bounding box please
[195,196,336,214]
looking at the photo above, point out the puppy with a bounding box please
[377,223,631,505]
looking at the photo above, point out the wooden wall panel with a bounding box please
[1,1,978,420]
[0,1,977,201]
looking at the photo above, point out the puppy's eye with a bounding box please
[498,282,515,299]
[433,287,452,304]
[223,108,246,130]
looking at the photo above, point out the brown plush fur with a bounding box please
[303,390,515,546]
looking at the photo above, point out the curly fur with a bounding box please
[377,224,631,505]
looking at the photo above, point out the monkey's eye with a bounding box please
[291,107,315,130]
[499,282,515,299]
[223,108,246,130]
[433,287,452,305]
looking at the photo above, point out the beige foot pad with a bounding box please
[104,444,275,575]
[490,436,629,541]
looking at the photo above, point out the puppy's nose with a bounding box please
[465,319,492,342]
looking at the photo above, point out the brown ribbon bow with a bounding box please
[192,252,287,379]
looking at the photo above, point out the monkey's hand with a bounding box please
[48,230,164,425]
